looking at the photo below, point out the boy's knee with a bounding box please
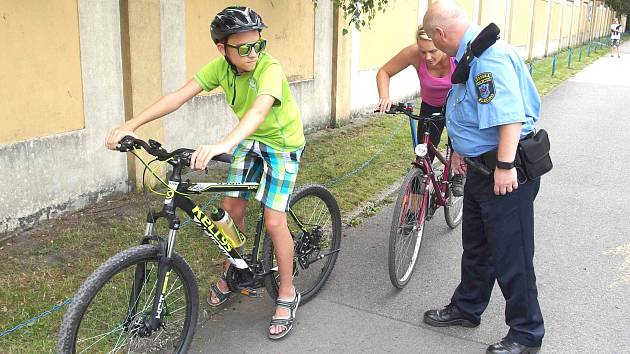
[223,198,246,219]
[264,210,288,232]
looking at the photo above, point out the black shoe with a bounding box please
[423,304,479,328]
[486,338,540,354]
[450,174,465,197]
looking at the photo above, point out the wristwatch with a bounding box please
[496,160,515,170]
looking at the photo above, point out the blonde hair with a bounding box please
[416,26,432,41]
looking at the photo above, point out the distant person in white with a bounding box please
[610,18,622,58]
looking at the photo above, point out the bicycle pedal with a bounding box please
[239,288,261,298]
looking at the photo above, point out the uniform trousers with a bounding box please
[450,163,545,347]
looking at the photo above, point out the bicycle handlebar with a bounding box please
[116,136,234,164]
[374,102,445,121]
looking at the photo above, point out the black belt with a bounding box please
[467,156,484,163]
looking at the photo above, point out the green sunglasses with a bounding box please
[225,39,267,57]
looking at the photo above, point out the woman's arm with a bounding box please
[105,79,203,149]
[376,43,420,112]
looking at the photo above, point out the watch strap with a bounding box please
[496,160,515,170]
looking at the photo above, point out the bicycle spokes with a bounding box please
[74,259,189,353]
[389,168,426,288]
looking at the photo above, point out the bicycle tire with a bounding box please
[262,184,342,304]
[388,167,427,289]
[57,244,198,353]
[444,166,464,229]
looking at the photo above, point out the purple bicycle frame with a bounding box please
[415,123,453,208]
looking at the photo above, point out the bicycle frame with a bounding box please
[413,118,453,209]
[136,159,315,332]
[137,169,264,330]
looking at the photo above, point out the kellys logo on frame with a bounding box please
[474,72,495,104]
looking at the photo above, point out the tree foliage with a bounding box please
[606,0,630,16]
[314,0,391,32]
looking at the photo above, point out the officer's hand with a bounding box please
[451,152,467,175]
[377,97,393,113]
[493,168,518,195]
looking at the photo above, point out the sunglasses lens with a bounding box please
[234,40,265,57]
[238,44,251,56]
[254,40,266,53]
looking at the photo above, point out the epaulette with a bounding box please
[451,23,501,84]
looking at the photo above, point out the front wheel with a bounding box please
[262,184,342,304]
[389,167,427,289]
[57,244,198,353]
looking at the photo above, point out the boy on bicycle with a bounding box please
[105,6,304,340]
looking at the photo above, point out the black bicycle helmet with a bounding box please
[210,6,267,43]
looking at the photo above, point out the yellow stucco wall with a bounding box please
[549,1,561,41]
[511,0,532,46]
[0,0,84,144]
[562,2,572,38]
[185,1,314,84]
[480,0,506,28]
[121,0,166,186]
[578,2,588,41]
[357,0,420,70]
[534,0,548,46]
[457,0,475,19]
[575,2,584,42]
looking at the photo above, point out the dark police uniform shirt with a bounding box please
[445,25,541,157]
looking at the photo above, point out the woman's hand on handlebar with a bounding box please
[106,126,138,150]
[190,142,232,170]
[376,97,394,113]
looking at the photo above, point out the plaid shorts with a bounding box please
[225,140,303,212]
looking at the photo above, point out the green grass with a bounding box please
[529,35,628,96]
[1,35,625,352]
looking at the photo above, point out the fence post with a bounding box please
[568,47,572,68]
[551,53,557,77]
[579,44,583,61]
[529,62,533,75]
[588,41,591,56]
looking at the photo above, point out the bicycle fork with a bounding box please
[127,219,178,336]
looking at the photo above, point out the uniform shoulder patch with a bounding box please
[474,72,495,104]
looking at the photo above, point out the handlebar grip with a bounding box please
[116,135,137,152]
[374,103,406,114]
[212,153,233,164]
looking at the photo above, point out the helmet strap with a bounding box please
[222,39,241,76]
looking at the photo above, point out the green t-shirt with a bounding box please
[194,53,305,151]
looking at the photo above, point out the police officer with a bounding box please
[422,2,544,354]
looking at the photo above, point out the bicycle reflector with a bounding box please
[414,143,428,157]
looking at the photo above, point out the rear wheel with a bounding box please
[262,184,342,304]
[57,245,198,353]
[388,167,427,289]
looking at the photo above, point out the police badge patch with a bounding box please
[474,72,495,104]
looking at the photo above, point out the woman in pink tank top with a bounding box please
[376,26,455,151]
